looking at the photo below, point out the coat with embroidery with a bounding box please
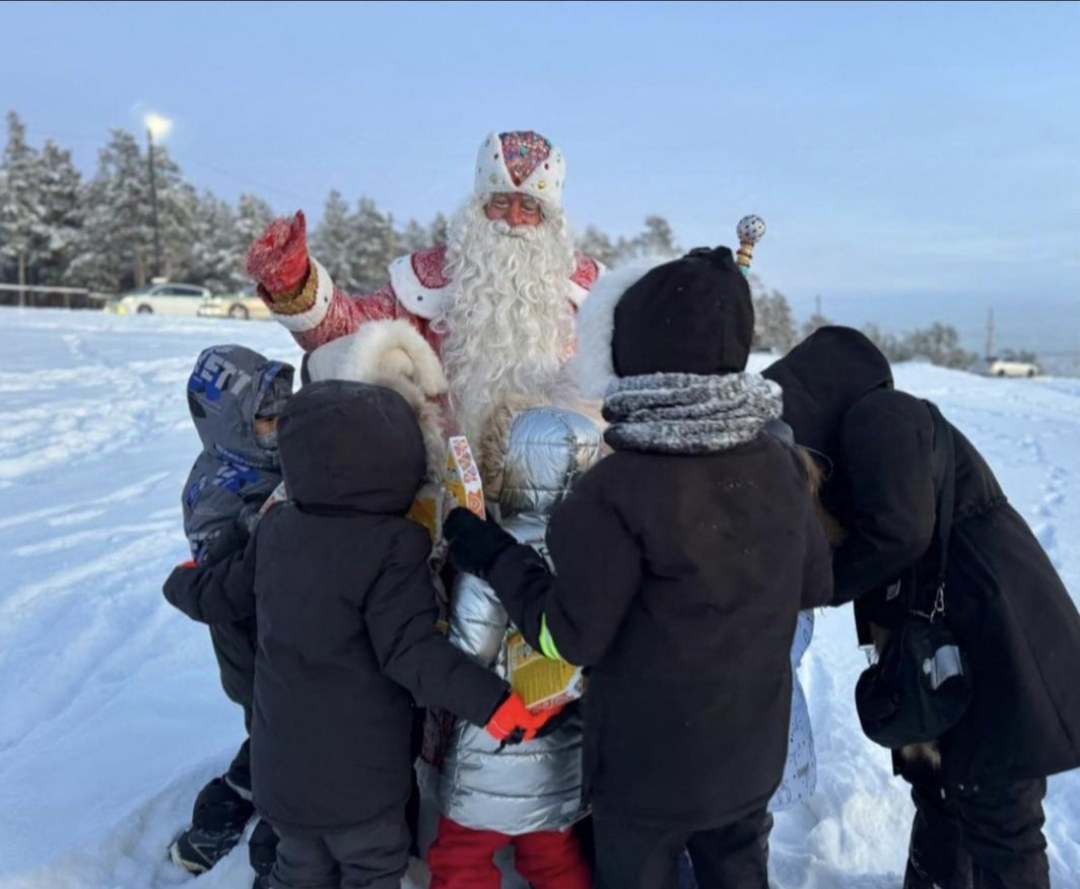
[260,244,603,359]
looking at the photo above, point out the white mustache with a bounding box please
[490,219,540,240]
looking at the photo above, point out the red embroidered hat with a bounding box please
[475,131,566,208]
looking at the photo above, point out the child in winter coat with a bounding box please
[422,405,601,889]
[163,379,556,889]
[444,246,834,889]
[764,326,1080,889]
[677,609,817,889]
[169,344,294,885]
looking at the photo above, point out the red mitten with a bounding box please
[485,692,562,744]
[245,210,310,297]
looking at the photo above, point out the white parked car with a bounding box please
[104,282,212,317]
[984,354,1041,378]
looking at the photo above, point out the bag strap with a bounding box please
[922,400,957,614]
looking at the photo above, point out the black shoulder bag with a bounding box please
[854,401,973,749]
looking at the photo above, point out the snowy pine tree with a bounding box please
[68,129,155,292]
[151,143,199,283]
[351,197,398,292]
[748,276,797,354]
[35,141,83,287]
[429,212,449,247]
[186,192,241,293]
[310,190,356,289]
[399,218,432,253]
[0,112,44,294]
[900,322,976,369]
[861,323,904,360]
[233,192,275,289]
[635,215,680,259]
[602,215,681,266]
[67,130,202,291]
[576,226,619,267]
[235,193,274,254]
[800,310,834,342]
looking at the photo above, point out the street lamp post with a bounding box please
[144,113,172,281]
[146,128,162,280]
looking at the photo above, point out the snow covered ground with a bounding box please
[1,306,1078,889]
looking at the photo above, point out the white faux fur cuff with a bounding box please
[304,319,449,479]
[305,319,447,397]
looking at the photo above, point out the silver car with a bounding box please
[104,282,212,317]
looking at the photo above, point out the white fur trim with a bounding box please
[305,318,447,396]
[566,257,670,400]
[474,132,565,209]
[388,253,450,321]
[305,319,449,479]
[275,258,335,333]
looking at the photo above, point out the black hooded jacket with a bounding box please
[764,327,1080,787]
[164,381,508,833]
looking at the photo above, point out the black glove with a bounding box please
[533,698,582,740]
[443,508,517,578]
[202,519,249,567]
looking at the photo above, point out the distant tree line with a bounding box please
[0,111,687,297]
[1,110,1001,370]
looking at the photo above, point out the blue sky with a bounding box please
[5,0,1080,352]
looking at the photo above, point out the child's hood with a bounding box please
[187,345,294,469]
[498,407,603,518]
[277,380,426,515]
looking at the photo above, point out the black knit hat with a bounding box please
[611,246,755,378]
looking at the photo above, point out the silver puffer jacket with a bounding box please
[421,407,603,835]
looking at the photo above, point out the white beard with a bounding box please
[434,197,577,449]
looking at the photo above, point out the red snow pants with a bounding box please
[427,815,592,889]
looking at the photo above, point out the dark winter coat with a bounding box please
[488,434,834,831]
[164,380,509,834]
[764,326,1080,788]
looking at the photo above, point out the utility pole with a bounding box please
[147,127,163,280]
[985,307,995,359]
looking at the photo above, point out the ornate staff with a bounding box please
[735,215,766,275]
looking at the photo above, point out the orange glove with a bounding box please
[245,210,311,297]
[485,692,562,746]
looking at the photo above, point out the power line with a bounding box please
[180,157,321,208]
[25,127,322,208]
[25,127,104,144]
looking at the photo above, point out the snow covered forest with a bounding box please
[0,110,989,370]
[0,111,681,298]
